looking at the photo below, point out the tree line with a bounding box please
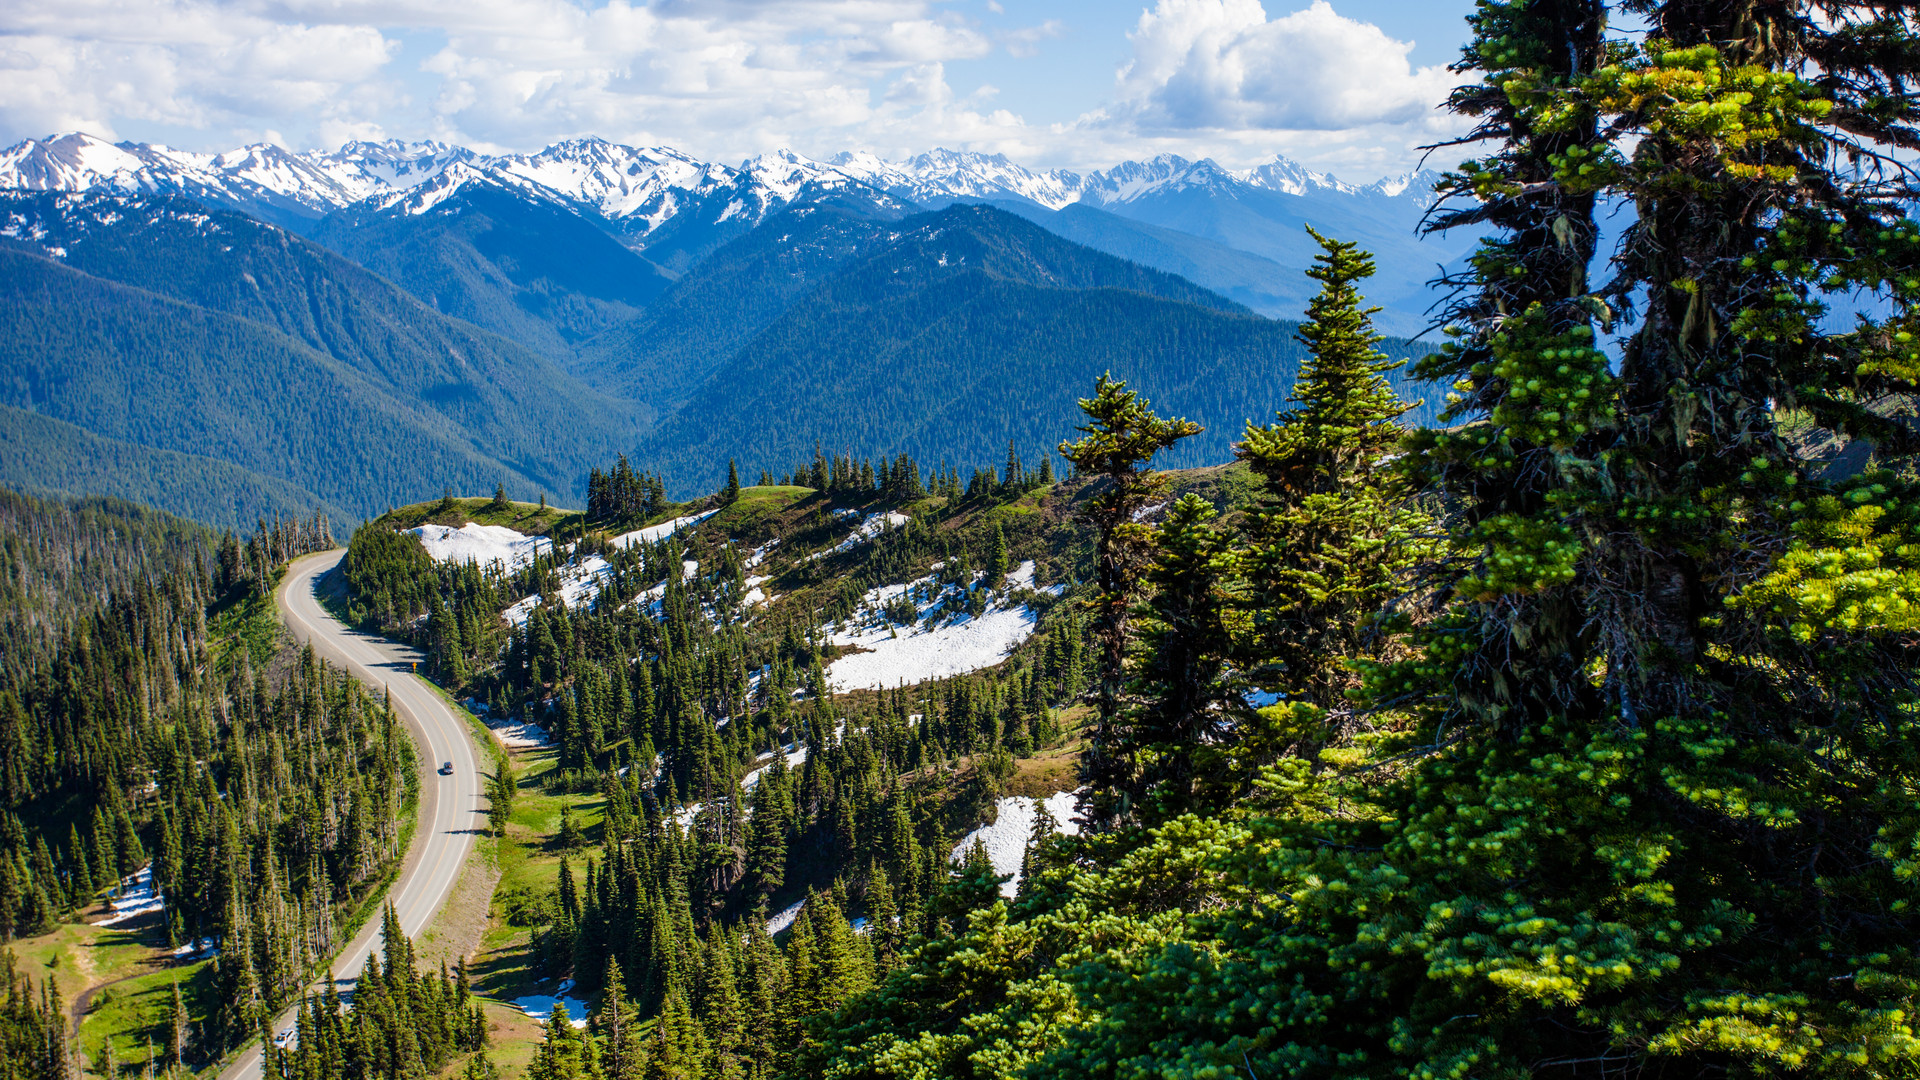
[0,493,416,1076]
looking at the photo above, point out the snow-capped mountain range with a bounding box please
[0,131,1440,238]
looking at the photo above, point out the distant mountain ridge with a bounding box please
[0,188,635,519]
[0,135,1461,527]
[0,130,1440,229]
[1,130,1473,333]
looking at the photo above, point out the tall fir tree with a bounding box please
[1056,374,1201,829]
[1115,493,1240,822]
[1028,2,1920,1077]
[1234,228,1432,718]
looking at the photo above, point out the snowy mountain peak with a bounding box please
[209,143,358,212]
[907,148,1081,209]
[1362,169,1443,205]
[305,139,474,202]
[1078,154,1242,206]
[367,159,570,217]
[0,131,1449,249]
[0,133,166,194]
[491,139,735,224]
[1241,154,1356,197]
[739,149,854,200]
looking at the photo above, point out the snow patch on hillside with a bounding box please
[410,523,550,569]
[767,898,807,935]
[556,555,613,607]
[502,551,617,628]
[92,865,165,926]
[172,938,217,958]
[833,511,909,554]
[465,698,554,749]
[741,575,770,608]
[744,539,779,569]
[741,743,808,792]
[612,509,717,549]
[951,791,1081,898]
[825,561,1049,691]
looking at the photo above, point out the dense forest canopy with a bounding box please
[14,0,1920,1077]
[792,1,1920,1076]
[0,495,418,1076]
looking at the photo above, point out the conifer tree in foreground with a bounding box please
[1045,0,1920,1075]
[798,3,1920,1079]
[1116,492,1239,821]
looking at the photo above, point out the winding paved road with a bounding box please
[218,550,488,1079]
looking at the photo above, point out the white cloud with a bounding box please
[0,0,1471,180]
[0,0,399,147]
[1109,0,1457,132]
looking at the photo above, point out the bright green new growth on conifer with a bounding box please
[801,2,1920,1078]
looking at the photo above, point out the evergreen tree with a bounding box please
[1016,3,1920,1078]
[1056,374,1201,829]
[167,979,188,1070]
[527,1002,592,1080]
[1115,493,1240,821]
[486,763,516,840]
[1234,228,1432,713]
[644,982,705,1080]
[723,460,741,504]
[491,482,509,513]
[592,958,645,1080]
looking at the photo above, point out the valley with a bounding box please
[3,3,1915,1075]
[0,129,1470,525]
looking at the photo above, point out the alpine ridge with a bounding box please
[0,132,1470,331]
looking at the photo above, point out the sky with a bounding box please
[0,0,1482,183]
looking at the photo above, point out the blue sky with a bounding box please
[0,0,1484,180]
[938,0,1474,128]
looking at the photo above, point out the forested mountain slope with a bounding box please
[623,204,1434,490]
[0,190,636,517]
[0,485,218,666]
[0,186,1437,522]
[0,500,431,1076]
[311,181,675,360]
[0,403,337,532]
[0,249,560,519]
[574,201,1252,414]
